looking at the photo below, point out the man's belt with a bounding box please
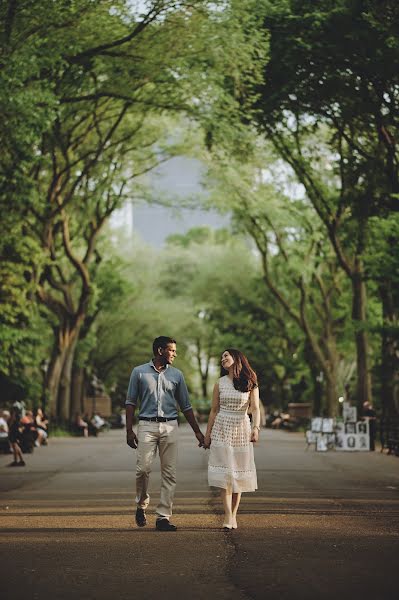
[139,416,177,422]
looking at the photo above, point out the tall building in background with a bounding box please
[111,156,228,246]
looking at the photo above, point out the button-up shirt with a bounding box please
[125,360,192,418]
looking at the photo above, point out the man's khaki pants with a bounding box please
[136,420,178,519]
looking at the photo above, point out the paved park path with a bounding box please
[1,426,399,600]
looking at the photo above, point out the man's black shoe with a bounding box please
[156,518,177,532]
[135,507,147,527]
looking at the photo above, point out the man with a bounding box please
[126,336,204,531]
[362,400,377,451]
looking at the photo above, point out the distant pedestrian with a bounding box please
[363,401,377,451]
[126,336,204,531]
[7,409,25,467]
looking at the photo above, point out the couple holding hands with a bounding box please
[126,336,260,531]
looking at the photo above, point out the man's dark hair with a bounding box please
[152,336,176,356]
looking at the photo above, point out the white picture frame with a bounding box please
[356,421,369,435]
[335,433,370,451]
[357,434,370,451]
[335,433,344,449]
[345,422,356,434]
[306,430,316,444]
[316,435,328,452]
[335,420,345,434]
[311,417,323,432]
[343,405,357,423]
[322,418,334,433]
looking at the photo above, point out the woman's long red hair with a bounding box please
[220,348,258,392]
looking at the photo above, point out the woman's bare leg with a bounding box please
[12,443,24,464]
[232,492,242,529]
[221,488,233,528]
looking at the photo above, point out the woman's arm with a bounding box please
[204,382,220,448]
[250,386,261,443]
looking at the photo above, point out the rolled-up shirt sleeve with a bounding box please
[126,368,139,406]
[175,373,192,413]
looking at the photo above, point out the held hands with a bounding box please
[195,431,205,448]
[126,430,138,449]
[203,434,211,449]
[250,426,260,443]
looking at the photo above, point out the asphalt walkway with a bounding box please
[1,426,399,600]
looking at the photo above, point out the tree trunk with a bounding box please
[71,366,85,418]
[351,262,372,413]
[304,341,323,416]
[379,281,399,416]
[325,374,338,418]
[46,341,68,418]
[58,335,79,422]
[201,375,208,399]
[45,322,81,420]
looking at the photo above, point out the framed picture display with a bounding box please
[335,433,370,451]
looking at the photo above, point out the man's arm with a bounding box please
[175,373,204,447]
[183,408,205,447]
[126,404,138,449]
[126,368,139,449]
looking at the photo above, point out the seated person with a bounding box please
[90,412,110,432]
[34,407,49,446]
[74,413,89,437]
[0,410,9,438]
[20,410,39,446]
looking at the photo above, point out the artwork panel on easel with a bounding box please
[316,435,328,452]
[335,420,345,434]
[335,433,344,450]
[343,405,357,423]
[311,418,322,432]
[356,421,369,435]
[357,434,370,451]
[322,418,334,433]
[306,430,316,444]
[345,422,356,434]
[335,434,358,451]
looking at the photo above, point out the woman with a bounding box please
[204,349,260,530]
[34,408,49,446]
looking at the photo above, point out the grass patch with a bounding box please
[48,426,74,437]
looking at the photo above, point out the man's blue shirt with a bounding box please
[125,361,192,418]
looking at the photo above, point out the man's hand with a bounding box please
[195,431,205,448]
[126,430,138,449]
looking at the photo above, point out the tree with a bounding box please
[1,0,269,416]
[366,214,399,415]
[250,0,399,412]
[204,153,354,416]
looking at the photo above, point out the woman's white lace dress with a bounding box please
[208,375,257,493]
